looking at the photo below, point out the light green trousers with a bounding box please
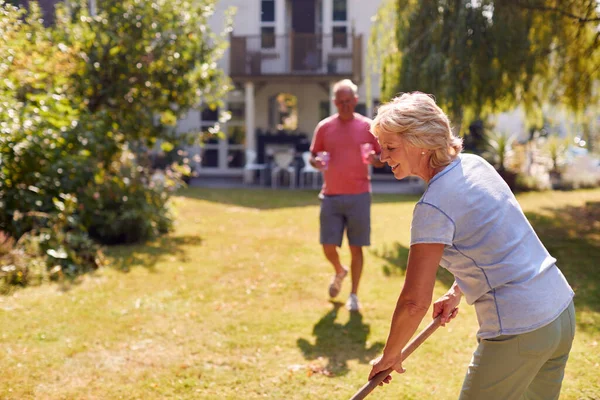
[459,301,575,400]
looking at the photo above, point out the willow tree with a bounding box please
[371,0,600,135]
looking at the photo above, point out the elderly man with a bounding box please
[310,79,384,311]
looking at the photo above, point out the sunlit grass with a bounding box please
[1,187,599,399]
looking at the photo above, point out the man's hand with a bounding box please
[310,155,326,171]
[367,152,385,168]
[368,354,405,386]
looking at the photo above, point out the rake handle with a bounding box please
[349,315,444,400]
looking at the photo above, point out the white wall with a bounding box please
[207,0,383,100]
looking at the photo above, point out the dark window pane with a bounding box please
[201,148,219,167]
[261,26,276,48]
[355,103,366,116]
[333,26,347,48]
[227,126,246,145]
[333,0,347,21]
[201,107,219,122]
[227,149,245,168]
[261,0,275,22]
[319,101,330,121]
[228,102,245,122]
[202,124,219,144]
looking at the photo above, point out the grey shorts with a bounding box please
[319,192,371,247]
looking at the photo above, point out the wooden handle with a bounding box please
[349,315,444,400]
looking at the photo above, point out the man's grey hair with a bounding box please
[333,79,358,96]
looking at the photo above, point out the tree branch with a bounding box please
[515,1,600,23]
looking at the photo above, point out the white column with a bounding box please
[322,0,332,35]
[244,81,256,183]
[218,100,229,170]
[329,81,336,116]
[89,0,97,16]
[275,0,286,72]
[275,0,286,35]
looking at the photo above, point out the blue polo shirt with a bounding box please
[411,153,574,339]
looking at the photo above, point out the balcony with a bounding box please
[229,33,363,83]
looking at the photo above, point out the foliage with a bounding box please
[542,135,570,173]
[79,149,179,245]
[484,131,517,172]
[53,0,232,148]
[560,155,600,190]
[373,0,600,132]
[0,0,230,287]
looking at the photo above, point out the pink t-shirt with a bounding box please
[310,113,381,195]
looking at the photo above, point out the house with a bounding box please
[176,0,388,182]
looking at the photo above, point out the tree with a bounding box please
[0,0,232,287]
[54,0,232,148]
[372,0,600,134]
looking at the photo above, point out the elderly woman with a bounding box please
[368,93,575,399]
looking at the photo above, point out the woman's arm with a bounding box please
[368,243,445,381]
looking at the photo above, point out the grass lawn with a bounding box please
[1,187,599,399]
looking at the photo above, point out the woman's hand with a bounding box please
[368,354,405,386]
[432,285,462,326]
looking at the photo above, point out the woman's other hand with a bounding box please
[368,354,405,386]
[432,283,462,326]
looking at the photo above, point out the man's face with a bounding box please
[334,88,357,116]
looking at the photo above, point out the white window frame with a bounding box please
[331,0,348,49]
[260,0,277,50]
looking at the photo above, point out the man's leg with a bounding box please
[323,244,346,276]
[345,193,371,311]
[348,245,363,295]
[320,196,347,297]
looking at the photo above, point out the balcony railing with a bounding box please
[229,33,362,80]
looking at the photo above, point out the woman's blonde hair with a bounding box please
[371,92,463,169]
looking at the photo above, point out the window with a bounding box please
[355,103,367,117]
[333,0,347,21]
[261,0,275,22]
[261,26,276,49]
[201,106,219,123]
[332,26,347,48]
[331,0,348,48]
[261,0,276,49]
[319,101,330,121]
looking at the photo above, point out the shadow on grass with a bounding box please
[296,301,384,377]
[177,187,420,210]
[106,234,203,272]
[525,201,600,334]
[372,242,455,289]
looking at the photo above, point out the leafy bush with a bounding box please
[0,0,230,288]
[79,149,180,244]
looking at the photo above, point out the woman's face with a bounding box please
[377,131,425,180]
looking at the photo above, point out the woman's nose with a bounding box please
[380,149,389,163]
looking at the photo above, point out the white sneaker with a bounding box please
[346,294,360,312]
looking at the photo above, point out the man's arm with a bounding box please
[368,153,386,168]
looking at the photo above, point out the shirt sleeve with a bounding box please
[410,202,455,246]
[310,122,325,154]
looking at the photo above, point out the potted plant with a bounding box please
[543,135,569,189]
[484,131,518,190]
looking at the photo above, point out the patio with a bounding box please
[188,175,425,195]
